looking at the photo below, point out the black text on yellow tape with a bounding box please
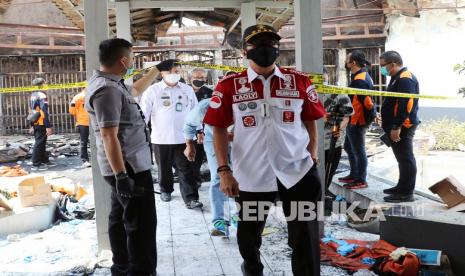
[0,82,88,94]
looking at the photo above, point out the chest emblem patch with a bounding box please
[242,115,257,127]
[234,77,253,93]
[283,111,295,123]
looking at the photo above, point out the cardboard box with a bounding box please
[0,194,13,211]
[429,176,465,212]
[17,176,53,207]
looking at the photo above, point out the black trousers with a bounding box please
[152,143,199,203]
[32,125,49,166]
[77,125,89,162]
[325,146,342,195]
[103,165,157,276]
[236,167,322,276]
[391,125,417,195]
[193,141,205,182]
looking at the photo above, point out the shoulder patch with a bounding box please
[287,68,309,78]
[354,72,367,81]
[219,71,245,83]
[400,71,413,79]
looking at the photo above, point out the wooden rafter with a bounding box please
[51,0,84,29]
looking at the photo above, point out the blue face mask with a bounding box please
[381,66,389,77]
[126,66,135,76]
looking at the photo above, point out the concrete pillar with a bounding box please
[294,0,325,237]
[84,0,110,251]
[115,1,132,42]
[115,0,133,85]
[212,50,222,83]
[337,48,348,87]
[0,74,3,135]
[241,2,256,66]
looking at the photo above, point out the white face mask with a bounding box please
[163,73,181,85]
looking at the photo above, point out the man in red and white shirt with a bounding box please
[204,24,325,276]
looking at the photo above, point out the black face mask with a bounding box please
[246,46,279,67]
[192,80,205,88]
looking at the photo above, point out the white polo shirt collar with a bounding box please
[247,66,286,83]
[159,79,182,90]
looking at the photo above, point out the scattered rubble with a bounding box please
[0,165,28,177]
[0,134,82,163]
[0,144,28,163]
[0,220,109,275]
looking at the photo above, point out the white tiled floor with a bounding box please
[154,182,351,276]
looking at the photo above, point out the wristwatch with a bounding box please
[115,171,128,180]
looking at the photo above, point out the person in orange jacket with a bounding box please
[338,50,376,189]
[69,89,91,168]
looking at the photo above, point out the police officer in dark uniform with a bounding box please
[85,38,176,275]
[379,50,420,203]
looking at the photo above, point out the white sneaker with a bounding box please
[31,165,48,171]
[80,161,91,168]
[44,162,57,168]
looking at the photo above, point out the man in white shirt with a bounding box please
[140,63,203,209]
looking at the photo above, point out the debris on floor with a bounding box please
[0,143,28,163]
[17,175,53,207]
[321,236,421,275]
[0,220,109,275]
[0,165,28,177]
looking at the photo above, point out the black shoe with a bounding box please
[186,200,203,209]
[383,186,400,194]
[160,193,171,202]
[384,194,414,203]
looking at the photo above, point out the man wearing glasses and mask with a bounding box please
[189,68,213,187]
[204,24,326,276]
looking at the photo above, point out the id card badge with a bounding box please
[175,102,183,112]
[260,103,270,118]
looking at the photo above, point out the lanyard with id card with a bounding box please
[175,102,183,112]
[176,95,183,112]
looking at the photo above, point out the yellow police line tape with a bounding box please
[0,61,461,101]
[0,82,88,94]
[178,61,457,100]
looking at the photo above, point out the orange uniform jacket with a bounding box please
[349,70,375,126]
[69,91,89,126]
